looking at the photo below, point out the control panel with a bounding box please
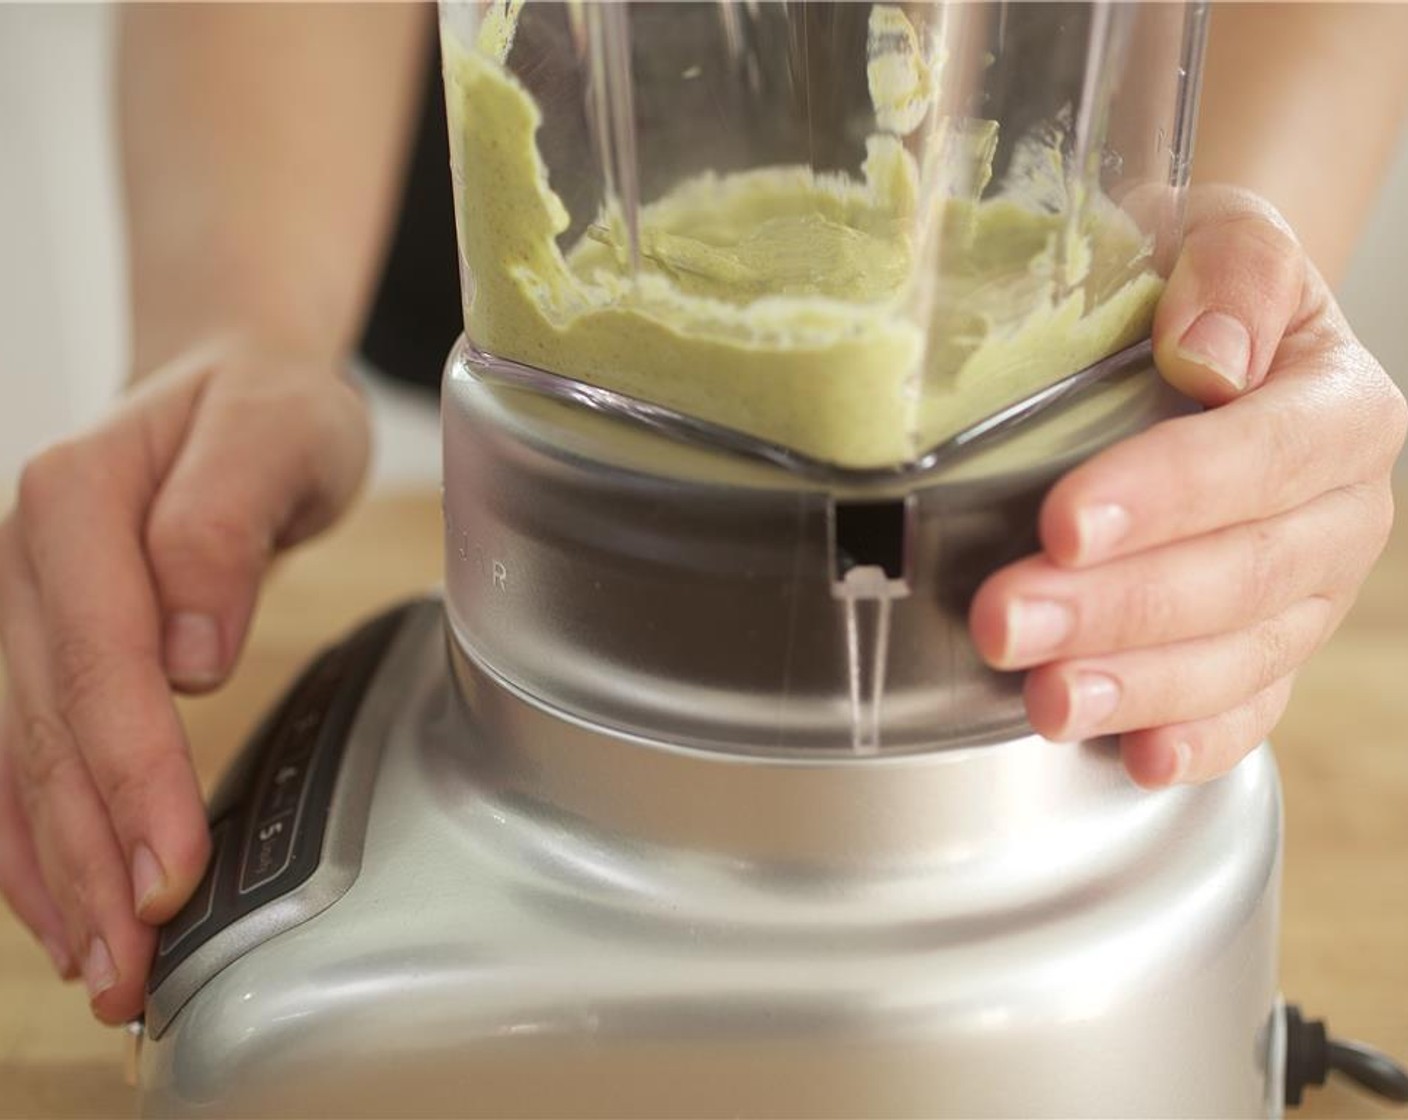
[147,605,412,996]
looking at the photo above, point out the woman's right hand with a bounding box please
[0,336,370,1023]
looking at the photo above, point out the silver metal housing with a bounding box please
[139,602,1282,1117]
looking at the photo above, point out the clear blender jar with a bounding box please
[439,0,1204,472]
[436,0,1209,756]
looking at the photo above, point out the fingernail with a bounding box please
[83,937,117,1000]
[41,934,74,978]
[132,843,166,918]
[1170,739,1193,784]
[1176,310,1251,392]
[164,612,223,687]
[1066,671,1122,738]
[1005,599,1075,663]
[1076,503,1131,564]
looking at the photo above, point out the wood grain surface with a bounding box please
[0,485,1403,1119]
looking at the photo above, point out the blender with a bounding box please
[133,2,1408,1116]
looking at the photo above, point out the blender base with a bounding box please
[138,598,1283,1119]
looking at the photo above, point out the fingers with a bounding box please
[1151,188,1311,403]
[973,481,1393,669]
[0,710,75,979]
[969,185,1407,792]
[1039,187,1403,571]
[16,436,211,927]
[1120,675,1297,790]
[0,537,154,1022]
[974,479,1375,789]
[1021,595,1334,744]
[18,711,156,1023]
[12,361,369,940]
[1039,344,1402,569]
[144,370,369,693]
[0,340,373,1025]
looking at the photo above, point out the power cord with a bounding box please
[1285,1003,1408,1108]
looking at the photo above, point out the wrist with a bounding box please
[130,318,356,388]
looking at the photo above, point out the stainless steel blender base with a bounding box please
[138,598,1283,1118]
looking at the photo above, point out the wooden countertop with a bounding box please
[1,485,1404,1119]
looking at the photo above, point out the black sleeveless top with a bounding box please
[358,42,462,394]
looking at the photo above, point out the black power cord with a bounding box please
[1285,1003,1408,1108]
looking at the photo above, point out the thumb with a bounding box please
[145,370,370,693]
[1152,189,1312,406]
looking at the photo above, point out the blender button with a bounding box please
[289,708,323,738]
[239,813,296,894]
[257,760,308,819]
[157,819,229,956]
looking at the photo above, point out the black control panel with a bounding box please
[147,604,412,994]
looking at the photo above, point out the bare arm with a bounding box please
[0,4,434,1022]
[119,2,431,374]
[1195,3,1408,286]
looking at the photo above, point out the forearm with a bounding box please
[119,2,431,375]
[1195,3,1408,287]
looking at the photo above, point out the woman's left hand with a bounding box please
[969,186,1408,787]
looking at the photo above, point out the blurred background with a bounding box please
[0,3,443,488]
[1,2,1407,484]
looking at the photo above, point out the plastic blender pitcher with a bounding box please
[438,0,1205,471]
